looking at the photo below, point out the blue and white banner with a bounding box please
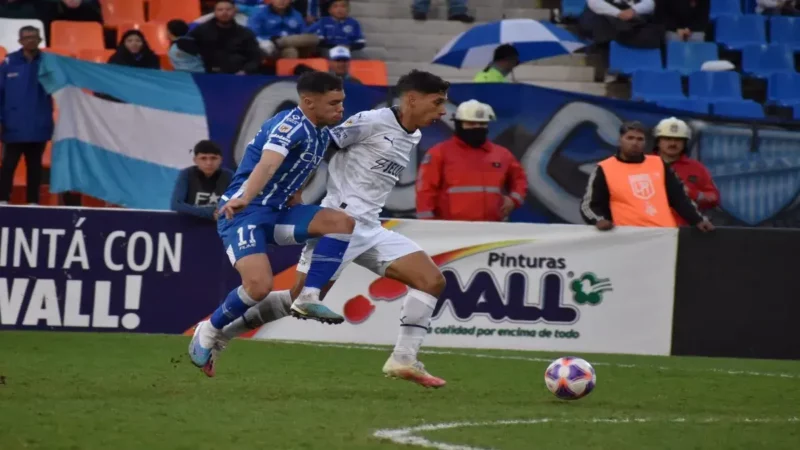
[38,54,800,227]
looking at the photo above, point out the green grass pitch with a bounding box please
[1,331,798,450]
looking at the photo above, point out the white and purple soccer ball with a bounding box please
[544,357,596,400]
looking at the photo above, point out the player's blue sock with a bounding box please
[209,286,258,330]
[304,233,352,290]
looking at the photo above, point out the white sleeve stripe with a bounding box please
[263,142,289,156]
[581,167,603,221]
[286,121,304,138]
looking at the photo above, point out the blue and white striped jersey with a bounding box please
[223,107,330,210]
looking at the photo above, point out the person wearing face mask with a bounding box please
[416,99,527,222]
[170,140,233,221]
[653,117,719,226]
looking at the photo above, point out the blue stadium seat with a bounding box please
[656,98,711,114]
[770,17,800,52]
[767,72,800,106]
[688,71,743,100]
[711,100,765,119]
[741,44,795,78]
[631,70,684,101]
[561,0,586,18]
[793,103,800,120]
[709,0,742,20]
[666,41,720,76]
[608,41,662,75]
[715,15,766,51]
[744,0,757,13]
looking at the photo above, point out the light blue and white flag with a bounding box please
[38,54,208,210]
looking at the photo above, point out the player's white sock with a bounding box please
[297,286,321,300]
[221,290,293,339]
[392,288,437,364]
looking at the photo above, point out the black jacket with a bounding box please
[188,19,262,74]
[655,0,709,32]
[170,166,233,220]
[580,153,705,226]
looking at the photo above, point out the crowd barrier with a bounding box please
[3,206,797,359]
[40,54,800,228]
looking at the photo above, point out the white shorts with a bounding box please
[297,223,422,280]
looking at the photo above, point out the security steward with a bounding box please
[653,116,720,226]
[416,99,527,222]
[580,121,714,232]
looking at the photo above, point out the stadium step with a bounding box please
[358,0,540,7]
[386,61,595,83]
[362,45,588,67]
[385,76,607,96]
[350,1,550,21]
[359,17,478,36]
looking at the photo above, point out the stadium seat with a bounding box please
[349,60,389,86]
[77,48,115,63]
[149,0,202,23]
[608,41,662,76]
[767,72,800,106]
[43,47,76,58]
[0,45,6,61]
[715,15,766,51]
[688,71,742,100]
[709,0,742,20]
[770,17,800,52]
[159,53,174,70]
[117,22,170,54]
[276,58,328,76]
[630,70,684,101]
[50,21,105,50]
[741,44,795,78]
[0,18,45,53]
[666,41,720,76]
[711,99,765,119]
[561,0,586,18]
[656,98,711,114]
[101,0,146,29]
[793,103,800,120]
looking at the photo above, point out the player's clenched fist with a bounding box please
[218,198,249,220]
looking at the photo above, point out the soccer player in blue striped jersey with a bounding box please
[188,72,355,374]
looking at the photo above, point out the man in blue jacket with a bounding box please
[248,0,320,58]
[170,140,233,221]
[0,26,54,205]
[306,0,365,56]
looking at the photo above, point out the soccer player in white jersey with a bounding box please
[212,70,452,388]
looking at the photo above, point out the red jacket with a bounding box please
[416,136,528,221]
[667,154,720,225]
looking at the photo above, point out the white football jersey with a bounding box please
[325,108,422,226]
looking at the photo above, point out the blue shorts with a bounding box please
[217,203,322,265]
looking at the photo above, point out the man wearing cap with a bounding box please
[170,140,234,220]
[328,46,361,83]
[653,117,719,226]
[474,44,520,83]
[581,121,714,232]
[416,100,527,222]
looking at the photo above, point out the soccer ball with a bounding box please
[544,357,596,400]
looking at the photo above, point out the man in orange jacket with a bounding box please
[653,117,720,226]
[416,100,527,221]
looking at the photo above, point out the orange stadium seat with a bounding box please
[117,21,170,54]
[149,0,202,23]
[43,47,76,57]
[0,46,6,61]
[77,48,115,63]
[349,60,389,86]
[159,53,174,70]
[101,0,146,29]
[50,21,104,50]
[277,58,328,76]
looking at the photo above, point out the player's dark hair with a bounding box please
[215,0,234,7]
[620,121,648,136]
[296,71,344,95]
[18,26,40,38]
[396,70,450,96]
[193,140,222,155]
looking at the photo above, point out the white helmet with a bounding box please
[654,117,691,140]
[454,100,496,123]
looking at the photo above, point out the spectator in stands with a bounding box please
[167,20,205,73]
[474,44,519,83]
[327,45,360,83]
[249,0,320,58]
[108,30,160,69]
[412,0,475,23]
[416,100,527,222]
[580,121,714,232]
[0,26,53,205]
[306,0,365,57]
[653,117,719,225]
[190,0,263,74]
[235,0,264,17]
[170,140,233,221]
[579,0,662,49]
[655,0,709,42]
[56,0,102,23]
[756,0,799,15]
